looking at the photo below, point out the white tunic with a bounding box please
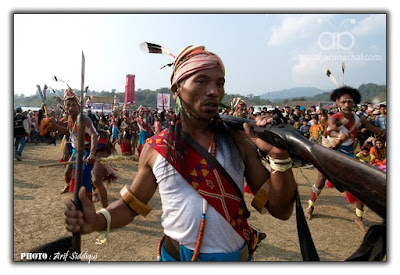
[152,139,246,253]
[338,113,361,146]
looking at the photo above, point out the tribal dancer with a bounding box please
[59,134,73,194]
[305,86,386,232]
[135,106,153,157]
[121,112,139,156]
[49,88,113,208]
[231,97,248,118]
[64,45,296,261]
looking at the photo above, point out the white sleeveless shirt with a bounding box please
[337,113,361,146]
[152,138,246,253]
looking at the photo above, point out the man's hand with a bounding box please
[338,132,351,141]
[378,129,386,139]
[64,186,98,234]
[243,115,290,159]
[86,154,96,166]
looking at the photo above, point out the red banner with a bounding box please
[124,74,135,107]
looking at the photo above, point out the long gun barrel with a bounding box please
[220,111,386,219]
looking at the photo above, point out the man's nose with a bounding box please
[207,83,220,96]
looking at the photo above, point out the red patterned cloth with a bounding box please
[146,129,254,248]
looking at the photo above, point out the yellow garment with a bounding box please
[356,152,371,164]
[370,146,386,166]
[309,123,323,141]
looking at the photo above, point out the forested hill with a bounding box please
[307,83,386,103]
[14,83,386,110]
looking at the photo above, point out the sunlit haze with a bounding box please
[14,14,386,97]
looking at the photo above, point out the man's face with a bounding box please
[379,106,386,115]
[236,103,247,117]
[64,99,80,117]
[174,67,225,119]
[337,94,355,115]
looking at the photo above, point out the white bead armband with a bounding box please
[95,208,111,245]
[269,157,293,174]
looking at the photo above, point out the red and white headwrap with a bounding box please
[63,88,80,105]
[230,97,246,110]
[170,45,225,88]
[137,105,144,112]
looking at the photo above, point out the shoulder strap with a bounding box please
[183,133,248,211]
[188,131,321,261]
[295,188,320,261]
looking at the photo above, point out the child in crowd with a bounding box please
[299,119,311,138]
[356,146,372,164]
[293,116,300,129]
[309,116,324,143]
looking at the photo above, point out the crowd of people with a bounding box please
[14,93,387,168]
[14,44,387,261]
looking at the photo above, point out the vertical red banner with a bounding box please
[125,74,135,107]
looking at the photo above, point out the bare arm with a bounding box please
[359,115,386,138]
[65,143,158,234]
[233,120,296,220]
[49,118,70,136]
[82,115,99,165]
[94,144,158,231]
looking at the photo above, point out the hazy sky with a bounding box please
[13,13,386,97]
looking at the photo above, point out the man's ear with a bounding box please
[171,84,179,100]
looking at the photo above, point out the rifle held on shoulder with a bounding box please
[220,110,386,219]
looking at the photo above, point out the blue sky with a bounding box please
[13,13,386,97]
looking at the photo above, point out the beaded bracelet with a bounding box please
[269,157,293,174]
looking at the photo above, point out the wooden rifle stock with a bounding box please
[220,112,386,219]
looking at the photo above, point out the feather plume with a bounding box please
[159,62,174,71]
[52,75,71,89]
[47,85,64,103]
[139,41,175,58]
[48,86,56,93]
[322,66,340,88]
[342,62,346,86]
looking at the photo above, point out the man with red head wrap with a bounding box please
[231,97,248,118]
[64,45,296,261]
[48,88,113,208]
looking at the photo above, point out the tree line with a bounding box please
[14,83,386,111]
